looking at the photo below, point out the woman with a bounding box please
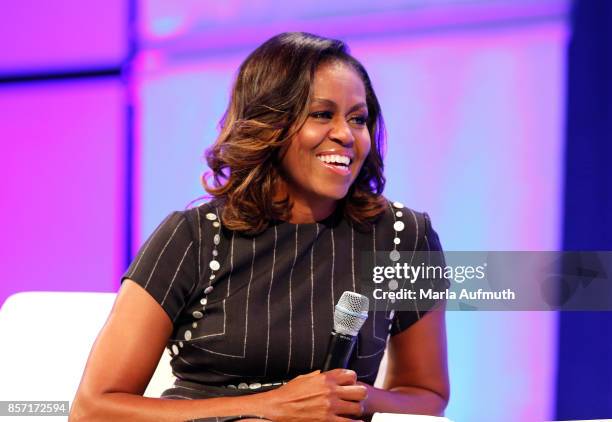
[70,32,449,421]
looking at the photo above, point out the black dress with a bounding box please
[122,198,444,416]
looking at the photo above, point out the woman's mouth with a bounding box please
[316,154,352,176]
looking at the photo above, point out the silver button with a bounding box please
[204,286,214,294]
[184,330,192,341]
[200,298,208,305]
[249,383,262,390]
[238,383,249,390]
[227,384,237,389]
[206,212,217,221]
[192,311,203,319]
[393,221,405,232]
[213,234,220,245]
[393,201,404,209]
[209,260,220,271]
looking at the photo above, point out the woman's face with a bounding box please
[279,61,371,210]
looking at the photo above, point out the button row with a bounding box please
[226,381,288,390]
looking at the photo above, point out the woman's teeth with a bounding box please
[316,154,351,167]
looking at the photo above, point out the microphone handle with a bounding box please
[322,330,358,371]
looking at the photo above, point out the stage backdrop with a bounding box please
[0,1,568,421]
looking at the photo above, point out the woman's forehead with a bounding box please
[311,61,366,101]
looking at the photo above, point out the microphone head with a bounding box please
[334,291,369,336]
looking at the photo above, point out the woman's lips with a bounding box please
[316,158,351,176]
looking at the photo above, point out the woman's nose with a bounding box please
[329,119,354,146]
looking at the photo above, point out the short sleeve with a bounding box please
[121,211,198,323]
[390,212,449,336]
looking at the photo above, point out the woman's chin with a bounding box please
[315,187,350,202]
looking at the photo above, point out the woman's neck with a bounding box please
[274,181,337,224]
[287,197,337,224]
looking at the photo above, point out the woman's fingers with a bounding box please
[269,369,367,421]
[328,368,358,385]
[337,384,368,402]
[333,397,365,417]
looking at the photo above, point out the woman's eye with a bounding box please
[310,111,333,120]
[350,115,368,126]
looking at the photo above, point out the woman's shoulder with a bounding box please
[140,200,226,248]
[178,198,225,226]
[377,197,431,231]
[375,197,438,251]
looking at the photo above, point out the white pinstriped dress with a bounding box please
[122,198,445,405]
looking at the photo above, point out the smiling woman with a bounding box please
[278,61,373,222]
[204,33,386,234]
[70,32,449,422]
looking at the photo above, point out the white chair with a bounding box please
[0,291,174,420]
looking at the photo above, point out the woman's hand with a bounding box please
[262,369,367,421]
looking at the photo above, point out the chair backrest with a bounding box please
[0,291,174,407]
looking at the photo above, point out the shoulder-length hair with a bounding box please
[203,32,387,234]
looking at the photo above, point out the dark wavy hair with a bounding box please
[203,32,387,234]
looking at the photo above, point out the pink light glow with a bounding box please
[0,80,125,307]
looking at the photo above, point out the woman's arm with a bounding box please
[70,280,367,422]
[69,279,269,421]
[360,304,450,417]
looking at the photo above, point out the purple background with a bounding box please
[0,0,578,420]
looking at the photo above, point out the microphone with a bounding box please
[322,291,369,371]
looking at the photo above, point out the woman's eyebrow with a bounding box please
[311,98,368,113]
